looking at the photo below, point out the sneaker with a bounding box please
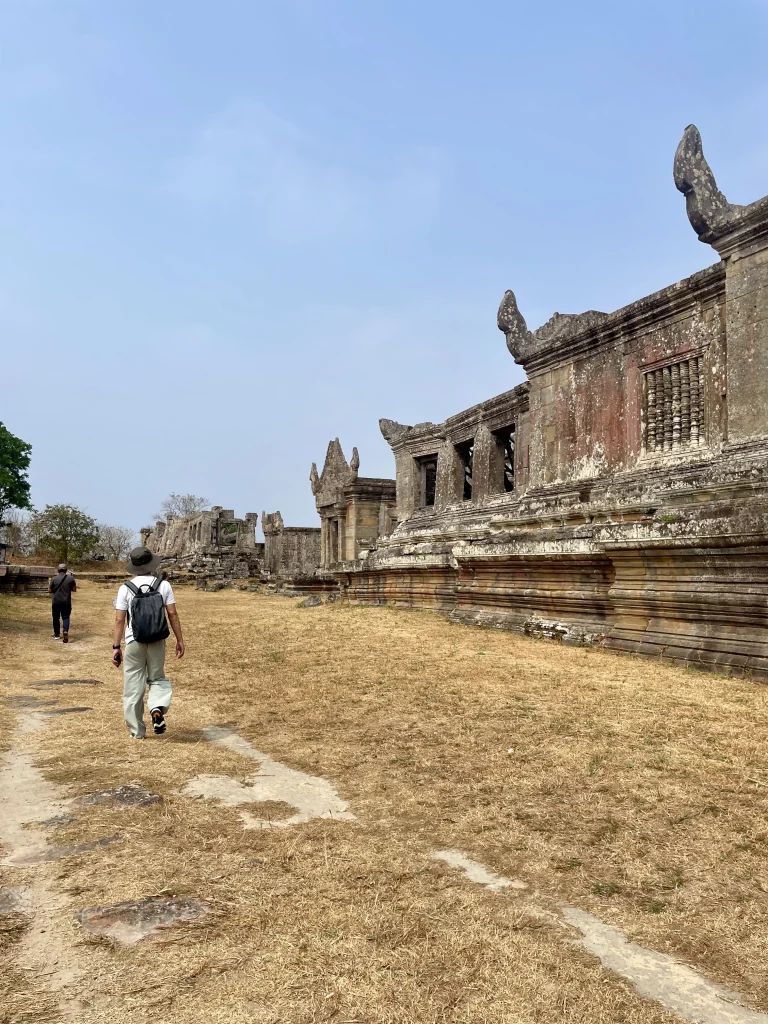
[62,631,69,644]
[129,733,145,740]
[51,634,60,640]
[150,707,166,735]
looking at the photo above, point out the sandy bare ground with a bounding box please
[2,581,768,1023]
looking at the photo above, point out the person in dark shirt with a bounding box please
[48,563,77,642]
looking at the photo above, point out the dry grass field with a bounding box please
[2,581,768,1023]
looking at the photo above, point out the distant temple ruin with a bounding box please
[327,126,768,680]
[0,541,52,594]
[311,439,396,570]
[141,506,262,577]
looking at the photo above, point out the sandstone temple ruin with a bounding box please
[140,505,325,584]
[142,507,262,578]
[311,439,396,571]
[324,126,768,680]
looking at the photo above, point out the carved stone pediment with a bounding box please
[311,438,361,508]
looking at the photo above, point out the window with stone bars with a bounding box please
[456,440,474,501]
[643,355,704,454]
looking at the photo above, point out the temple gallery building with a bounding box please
[314,127,768,681]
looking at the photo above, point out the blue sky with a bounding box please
[2,0,767,533]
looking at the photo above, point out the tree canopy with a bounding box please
[97,524,136,560]
[30,504,99,564]
[154,493,209,521]
[0,421,32,524]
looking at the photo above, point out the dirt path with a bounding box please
[0,711,88,1017]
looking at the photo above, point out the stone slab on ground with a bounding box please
[41,813,76,829]
[76,783,161,808]
[76,896,213,945]
[0,886,21,915]
[10,835,124,867]
[43,707,93,716]
[434,849,768,1024]
[433,850,528,892]
[3,696,57,709]
[29,679,104,688]
[179,725,356,829]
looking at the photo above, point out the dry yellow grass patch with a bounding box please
[1,581,767,1023]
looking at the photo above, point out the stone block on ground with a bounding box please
[76,783,161,808]
[29,679,104,688]
[76,896,213,945]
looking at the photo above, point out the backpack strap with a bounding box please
[149,577,162,593]
[123,581,139,597]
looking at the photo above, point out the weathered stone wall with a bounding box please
[141,506,261,577]
[338,126,768,680]
[262,511,321,579]
[0,563,55,594]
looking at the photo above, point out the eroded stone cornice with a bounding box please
[498,262,724,377]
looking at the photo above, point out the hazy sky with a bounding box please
[2,0,767,534]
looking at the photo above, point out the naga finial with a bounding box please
[309,463,320,496]
[349,447,360,479]
[673,124,743,243]
[379,418,412,446]
[497,290,534,365]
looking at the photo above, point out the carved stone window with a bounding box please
[418,456,438,507]
[644,355,704,454]
[501,426,516,492]
[456,440,474,500]
[489,424,516,494]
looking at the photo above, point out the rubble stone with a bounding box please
[141,507,262,579]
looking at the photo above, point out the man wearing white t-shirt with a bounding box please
[112,546,185,739]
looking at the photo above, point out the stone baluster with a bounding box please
[671,361,681,448]
[655,369,665,453]
[646,370,657,451]
[663,365,673,451]
[690,357,700,446]
[680,359,691,444]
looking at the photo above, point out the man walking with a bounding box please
[49,563,76,642]
[111,546,185,739]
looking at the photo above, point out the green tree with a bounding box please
[0,421,32,524]
[30,504,99,564]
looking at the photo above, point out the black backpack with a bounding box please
[124,578,170,644]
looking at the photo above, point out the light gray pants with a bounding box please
[123,638,173,738]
